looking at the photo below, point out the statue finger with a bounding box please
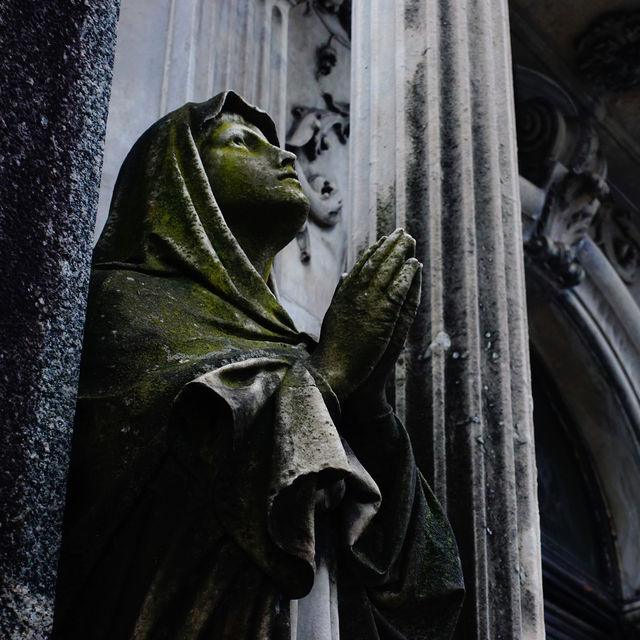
[349,235,387,277]
[385,257,421,306]
[403,264,422,317]
[339,235,387,293]
[371,233,416,290]
[358,228,406,283]
[372,267,422,373]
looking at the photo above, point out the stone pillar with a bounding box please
[350,1,544,638]
[0,2,120,637]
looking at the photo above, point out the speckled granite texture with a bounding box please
[0,1,120,637]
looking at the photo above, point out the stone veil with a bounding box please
[52,91,464,639]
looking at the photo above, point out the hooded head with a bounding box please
[93,91,308,336]
[196,110,309,278]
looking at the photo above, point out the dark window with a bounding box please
[532,354,623,639]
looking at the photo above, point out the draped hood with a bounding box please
[94,90,299,340]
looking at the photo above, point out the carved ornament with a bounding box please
[576,11,640,93]
[527,167,609,287]
[515,71,609,287]
[287,94,349,162]
[286,93,349,262]
[593,202,640,284]
[285,4,350,262]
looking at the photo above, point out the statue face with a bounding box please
[198,113,309,237]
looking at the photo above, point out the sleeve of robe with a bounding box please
[174,357,464,640]
[337,408,465,640]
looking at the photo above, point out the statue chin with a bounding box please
[279,197,311,245]
[223,195,310,254]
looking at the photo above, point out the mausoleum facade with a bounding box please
[2,1,640,638]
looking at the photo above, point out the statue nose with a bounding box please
[278,148,296,168]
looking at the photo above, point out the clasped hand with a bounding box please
[311,229,422,413]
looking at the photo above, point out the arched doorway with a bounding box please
[526,265,640,638]
[531,352,622,638]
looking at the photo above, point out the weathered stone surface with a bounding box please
[0,1,120,637]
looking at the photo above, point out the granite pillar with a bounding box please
[0,1,120,637]
[350,0,545,637]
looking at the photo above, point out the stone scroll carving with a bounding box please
[515,70,609,287]
[51,92,464,640]
[287,94,349,230]
[288,96,349,162]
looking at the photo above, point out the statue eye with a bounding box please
[231,135,246,147]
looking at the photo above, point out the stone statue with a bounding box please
[53,91,463,639]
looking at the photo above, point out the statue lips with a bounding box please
[277,171,303,189]
[278,171,301,181]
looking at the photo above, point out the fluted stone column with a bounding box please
[350,1,545,637]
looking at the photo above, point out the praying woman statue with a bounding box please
[53,91,464,640]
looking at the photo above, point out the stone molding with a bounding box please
[561,239,640,605]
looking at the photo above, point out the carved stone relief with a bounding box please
[515,73,609,288]
[515,66,640,303]
[309,0,351,74]
[285,4,350,259]
[592,201,640,285]
[287,93,349,232]
[576,11,640,94]
[271,0,351,335]
[527,166,608,287]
